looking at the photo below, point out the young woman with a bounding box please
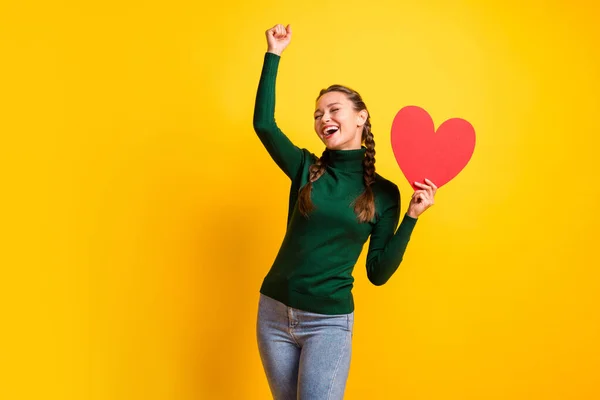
[253,24,437,399]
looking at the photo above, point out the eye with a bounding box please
[331,108,339,112]
[314,115,322,120]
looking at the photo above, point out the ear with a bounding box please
[356,110,368,127]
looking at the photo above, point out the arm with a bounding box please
[253,24,304,179]
[365,179,437,285]
[365,185,417,286]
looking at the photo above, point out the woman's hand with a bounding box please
[266,24,292,56]
[407,178,437,219]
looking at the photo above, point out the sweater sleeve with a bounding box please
[253,52,304,179]
[365,185,418,285]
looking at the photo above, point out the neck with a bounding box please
[325,146,366,173]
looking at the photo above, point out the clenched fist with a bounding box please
[266,24,292,56]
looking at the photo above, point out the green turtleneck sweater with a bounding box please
[253,52,417,315]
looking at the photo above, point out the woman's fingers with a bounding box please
[277,24,286,38]
[411,190,426,202]
[412,189,434,206]
[424,178,438,193]
[415,179,437,199]
[409,179,437,217]
[414,182,431,198]
[266,24,292,55]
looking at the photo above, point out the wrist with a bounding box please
[267,49,282,56]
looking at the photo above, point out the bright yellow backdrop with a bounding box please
[1,0,599,399]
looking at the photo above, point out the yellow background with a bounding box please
[1,0,599,399]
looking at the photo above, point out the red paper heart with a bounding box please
[391,106,475,191]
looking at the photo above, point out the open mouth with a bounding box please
[323,126,339,139]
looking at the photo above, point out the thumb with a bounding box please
[286,24,292,35]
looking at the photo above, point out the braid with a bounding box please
[298,149,329,217]
[353,120,376,222]
[363,121,376,187]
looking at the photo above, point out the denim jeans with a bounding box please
[256,293,354,399]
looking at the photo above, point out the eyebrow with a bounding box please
[314,102,342,114]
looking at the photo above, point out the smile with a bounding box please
[322,126,339,139]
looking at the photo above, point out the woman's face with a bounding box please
[314,91,366,151]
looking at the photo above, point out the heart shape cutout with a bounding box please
[391,106,476,191]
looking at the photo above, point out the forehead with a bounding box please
[315,91,350,110]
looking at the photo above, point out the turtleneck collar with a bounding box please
[325,146,366,173]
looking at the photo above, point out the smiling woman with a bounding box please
[252,23,438,399]
[313,89,368,151]
[302,84,378,222]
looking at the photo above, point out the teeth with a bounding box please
[324,126,338,135]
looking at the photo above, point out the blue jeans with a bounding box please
[256,293,354,399]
